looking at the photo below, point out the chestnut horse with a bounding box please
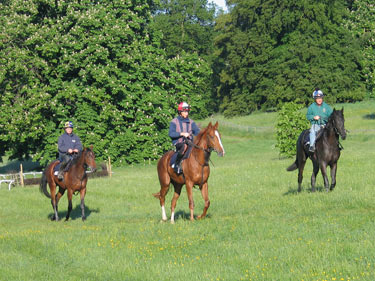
[40,146,96,221]
[154,122,225,223]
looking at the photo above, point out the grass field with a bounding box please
[1,101,375,281]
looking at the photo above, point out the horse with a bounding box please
[287,108,346,192]
[153,121,225,223]
[40,146,96,221]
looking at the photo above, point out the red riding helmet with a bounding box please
[178,102,190,112]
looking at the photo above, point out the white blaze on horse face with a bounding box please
[162,206,167,221]
[215,130,225,155]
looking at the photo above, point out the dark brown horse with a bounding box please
[40,146,96,221]
[287,108,346,192]
[154,122,225,223]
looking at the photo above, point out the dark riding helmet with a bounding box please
[64,121,74,128]
[178,102,191,112]
[312,88,324,99]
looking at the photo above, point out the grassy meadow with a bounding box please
[1,101,375,281]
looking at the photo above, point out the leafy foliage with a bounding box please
[346,0,375,94]
[214,0,365,117]
[0,0,211,165]
[276,102,309,158]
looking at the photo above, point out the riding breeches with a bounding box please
[309,124,321,147]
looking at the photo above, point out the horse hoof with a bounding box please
[82,216,86,221]
[170,220,175,224]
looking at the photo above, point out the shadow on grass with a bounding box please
[47,204,100,221]
[283,185,327,195]
[173,210,212,221]
[0,159,42,174]
[363,113,375,120]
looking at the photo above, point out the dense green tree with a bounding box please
[214,0,364,117]
[346,0,375,94]
[0,0,211,165]
[151,0,217,59]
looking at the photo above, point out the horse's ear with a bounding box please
[207,122,212,129]
[90,145,93,151]
[341,107,344,113]
[214,121,219,130]
[333,108,336,112]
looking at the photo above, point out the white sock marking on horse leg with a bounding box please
[162,206,167,221]
[171,212,175,223]
[215,130,225,154]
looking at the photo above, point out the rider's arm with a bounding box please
[168,121,180,139]
[74,135,83,151]
[306,105,315,123]
[58,135,68,154]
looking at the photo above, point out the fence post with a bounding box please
[20,164,24,187]
[108,157,112,178]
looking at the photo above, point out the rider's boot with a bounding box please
[173,152,184,174]
[57,162,67,181]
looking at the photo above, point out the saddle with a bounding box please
[169,144,193,168]
[303,126,325,146]
[53,157,75,174]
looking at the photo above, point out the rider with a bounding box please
[169,102,200,174]
[306,88,333,152]
[57,121,83,180]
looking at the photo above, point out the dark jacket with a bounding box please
[58,132,83,159]
[169,116,200,145]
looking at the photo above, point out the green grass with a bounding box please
[1,101,375,280]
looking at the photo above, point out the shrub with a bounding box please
[276,102,309,158]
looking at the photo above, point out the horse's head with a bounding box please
[84,145,97,172]
[206,122,225,157]
[330,108,346,140]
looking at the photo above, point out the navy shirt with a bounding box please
[58,132,83,158]
[169,116,200,145]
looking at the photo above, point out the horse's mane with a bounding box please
[193,126,209,146]
[70,147,91,166]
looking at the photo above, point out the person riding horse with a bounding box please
[57,121,83,180]
[168,102,200,174]
[306,88,333,152]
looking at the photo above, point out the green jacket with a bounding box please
[306,102,333,125]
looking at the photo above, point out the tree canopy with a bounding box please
[0,0,211,165]
[214,0,365,117]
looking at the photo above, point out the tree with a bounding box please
[214,0,364,117]
[346,0,375,94]
[151,0,217,60]
[0,0,212,165]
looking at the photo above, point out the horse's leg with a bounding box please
[320,162,330,192]
[329,163,337,191]
[80,188,87,221]
[185,181,195,221]
[54,187,66,219]
[49,183,59,221]
[65,189,73,221]
[170,183,183,224]
[197,182,210,219]
[311,160,319,192]
[297,159,306,192]
[158,184,170,222]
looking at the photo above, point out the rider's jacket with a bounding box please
[168,116,200,145]
[58,132,83,159]
[306,102,333,126]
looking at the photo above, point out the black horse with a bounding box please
[287,108,346,192]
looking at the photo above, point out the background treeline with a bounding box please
[0,0,374,165]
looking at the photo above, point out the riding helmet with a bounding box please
[312,89,324,99]
[64,121,74,128]
[178,102,190,112]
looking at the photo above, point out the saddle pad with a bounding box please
[169,145,193,167]
[53,161,61,172]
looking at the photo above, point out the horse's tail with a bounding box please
[39,169,51,198]
[286,160,298,171]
